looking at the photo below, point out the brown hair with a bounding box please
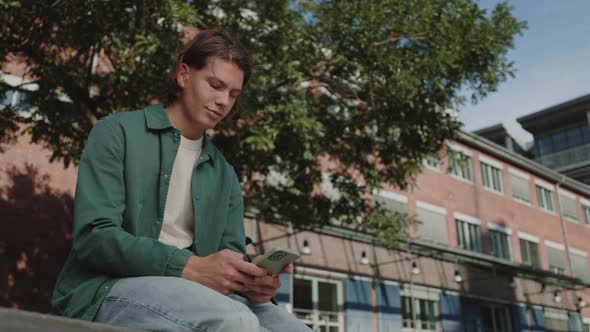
[166,29,252,110]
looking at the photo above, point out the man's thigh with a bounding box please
[229,294,312,332]
[95,276,259,332]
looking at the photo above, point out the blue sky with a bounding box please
[459,0,590,145]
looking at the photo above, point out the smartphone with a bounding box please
[252,247,300,275]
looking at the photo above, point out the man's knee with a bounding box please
[218,306,259,330]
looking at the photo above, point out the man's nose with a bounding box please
[215,91,230,108]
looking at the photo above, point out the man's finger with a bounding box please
[231,270,257,285]
[243,286,275,297]
[252,275,280,289]
[222,280,247,293]
[234,259,267,277]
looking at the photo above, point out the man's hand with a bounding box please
[242,259,294,304]
[181,249,266,295]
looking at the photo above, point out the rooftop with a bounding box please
[517,93,590,135]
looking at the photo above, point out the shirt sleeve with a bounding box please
[72,118,192,277]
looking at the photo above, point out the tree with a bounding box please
[1,0,525,247]
[1,0,198,164]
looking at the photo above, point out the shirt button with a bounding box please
[164,173,168,178]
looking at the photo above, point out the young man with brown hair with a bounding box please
[52,29,311,332]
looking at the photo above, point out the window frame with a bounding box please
[509,168,532,205]
[543,308,569,332]
[535,184,555,213]
[583,204,590,225]
[519,236,541,269]
[292,274,344,332]
[423,153,442,172]
[479,302,513,332]
[455,215,482,253]
[489,226,512,260]
[401,286,441,332]
[558,190,579,222]
[480,157,504,194]
[448,144,474,183]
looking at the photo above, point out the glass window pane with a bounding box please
[481,305,493,330]
[428,301,437,330]
[530,242,540,268]
[402,296,412,327]
[420,299,427,329]
[318,282,338,311]
[293,278,313,309]
[554,132,567,151]
[581,126,590,144]
[584,206,590,225]
[1,90,14,106]
[474,225,482,252]
[546,191,554,211]
[536,186,544,208]
[456,220,465,248]
[567,127,583,147]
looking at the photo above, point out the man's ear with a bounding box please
[176,63,189,89]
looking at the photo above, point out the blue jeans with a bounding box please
[94,276,311,332]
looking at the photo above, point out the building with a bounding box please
[472,124,531,158]
[3,71,590,331]
[243,130,590,332]
[517,93,590,185]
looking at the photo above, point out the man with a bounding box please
[52,29,311,332]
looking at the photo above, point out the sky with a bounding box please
[459,0,590,146]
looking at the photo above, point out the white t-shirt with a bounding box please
[158,135,203,249]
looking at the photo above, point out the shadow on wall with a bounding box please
[0,164,73,313]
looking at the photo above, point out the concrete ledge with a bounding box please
[0,308,138,331]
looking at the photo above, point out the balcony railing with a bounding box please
[535,143,590,171]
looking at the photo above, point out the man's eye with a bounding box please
[209,81,221,89]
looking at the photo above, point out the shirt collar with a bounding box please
[145,103,216,166]
[144,103,173,130]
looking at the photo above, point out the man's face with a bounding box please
[178,56,244,130]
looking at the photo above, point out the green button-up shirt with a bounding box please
[52,104,246,320]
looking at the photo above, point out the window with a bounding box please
[0,89,30,109]
[550,265,567,275]
[480,303,512,332]
[423,153,442,171]
[401,296,439,331]
[373,191,408,215]
[546,243,568,275]
[416,202,448,245]
[372,191,408,230]
[520,239,541,268]
[293,275,343,331]
[570,251,590,282]
[536,185,554,212]
[558,193,578,221]
[584,205,590,225]
[510,173,531,203]
[456,219,482,252]
[449,149,473,182]
[481,162,503,193]
[490,230,511,260]
[1,89,14,106]
[544,308,569,332]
